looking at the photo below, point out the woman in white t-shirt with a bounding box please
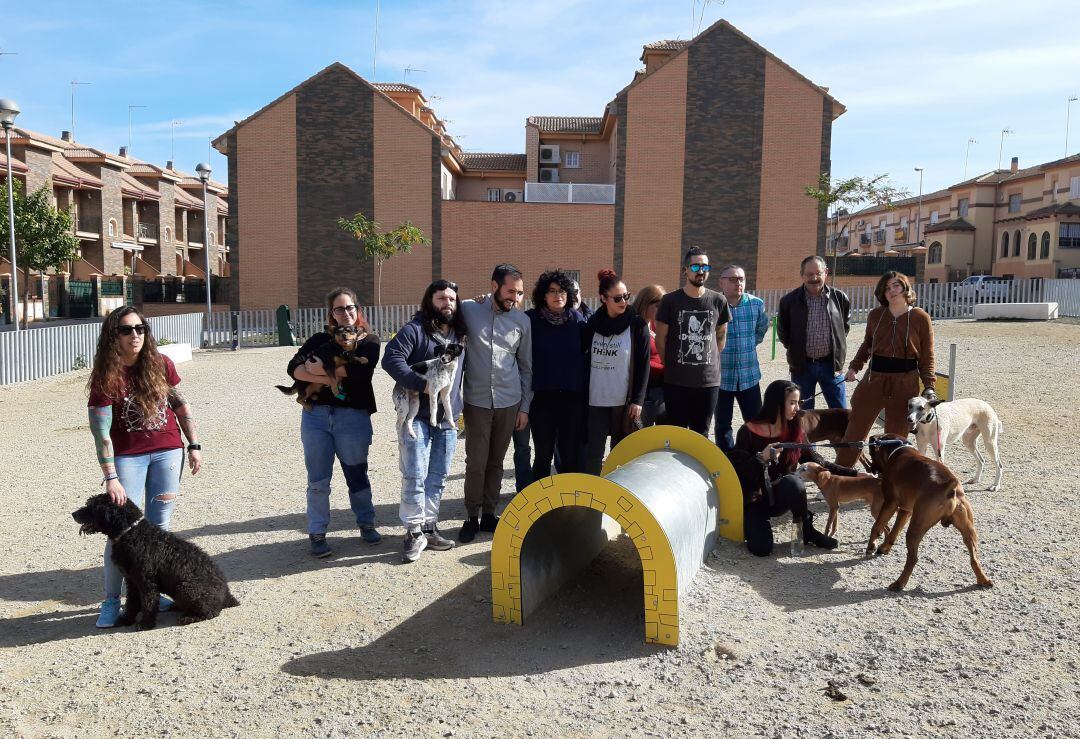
[580,269,651,475]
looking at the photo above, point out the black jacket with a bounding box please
[777,285,851,374]
[287,333,380,412]
[581,312,651,407]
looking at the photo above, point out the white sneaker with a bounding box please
[402,529,428,563]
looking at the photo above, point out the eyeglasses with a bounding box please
[332,304,359,316]
[721,274,745,282]
[688,264,711,273]
[117,324,147,336]
[546,288,567,296]
[606,293,631,304]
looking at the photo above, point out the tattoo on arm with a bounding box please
[167,386,188,410]
[174,404,199,444]
[89,406,115,467]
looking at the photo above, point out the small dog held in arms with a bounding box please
[795,462,887,542]
[72,494,239,629]
[906,395,1003,491]
[275,324,370,410]
[865,434,992,592]
[393,342,465,439]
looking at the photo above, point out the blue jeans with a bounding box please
[398,418,457,532]
[104,447,184,599]
[715,384,763,452]
[300,405,375,535]
[792,360,848,410]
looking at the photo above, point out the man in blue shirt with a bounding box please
[714,264,770,452]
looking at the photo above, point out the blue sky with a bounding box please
[2,0,1076,196]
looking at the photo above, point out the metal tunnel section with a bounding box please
[491,426,742,646]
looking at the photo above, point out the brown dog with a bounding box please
[798,408,873,472]
[866,434,992,592]
[275,325,369,410]
[795,462,887,541]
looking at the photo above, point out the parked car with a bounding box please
[952,275,1011,301]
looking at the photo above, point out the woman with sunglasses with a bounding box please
[87,306,202,628]
[581,269,651,475]
[633,284,666,427]
[286,287,381,558]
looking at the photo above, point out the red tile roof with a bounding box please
[373,82,423,94]
[0,151,29,174]
[460,153,526,172]
[50,154,103,189]
[526,116,603,134]
[642,39,689,53]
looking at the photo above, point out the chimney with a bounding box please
[119,146,128,158]
[166,160,174,170]
[61,131,73,142]
[1010,156,1019,173]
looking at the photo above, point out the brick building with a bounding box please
[0,128,229,282]
[827,154,1080,281]
[214,19,844,309]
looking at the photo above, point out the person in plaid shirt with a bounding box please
[715,265,769,451]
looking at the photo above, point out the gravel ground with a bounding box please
[1,320,1078,738]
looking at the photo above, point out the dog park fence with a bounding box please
[1,278,1078,386]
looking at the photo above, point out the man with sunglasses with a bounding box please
[457,264,533,543]
[382,279,467,562]
[654,247,730,435]
[714,264,769,451]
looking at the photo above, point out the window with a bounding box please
[563,151,581,169]
[1001,231,1009,257]
[928,241,942,264]
[209,232,215,246]
[900,216,908,228]
[1071,176,1080,199]
[1050,180,1058,202]
[1013,229,1021,257]
[1041,231,1051,259]
[957,198,969,217]
[1008,194,1021,213]
[108,219,117,237]
[1060,223,1080,249]
[1027,233,1037,260]
[487,188,502,202]
[928,211,938,225]
[164,227,171,242]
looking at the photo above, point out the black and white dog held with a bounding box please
[72,493,239,629]
[907,395,1004,491]
[394,342,464,439]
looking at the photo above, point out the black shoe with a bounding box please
[802,513,838,549]
[458,518,480,543]
[479,513,500,533]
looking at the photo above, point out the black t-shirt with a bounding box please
[656,287,730,388]
[286,332,381,412]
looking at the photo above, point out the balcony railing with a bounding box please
[76,215,101,235]
[137,223,158,240]
[525,182,615,205]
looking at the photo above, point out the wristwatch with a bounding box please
[187,444,202,451]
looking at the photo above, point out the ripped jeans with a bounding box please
[104,447,184,599]
[300,405,375,535]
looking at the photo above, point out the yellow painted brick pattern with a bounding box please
[236,94,298,310]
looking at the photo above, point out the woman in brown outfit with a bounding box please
[835,271,935,467]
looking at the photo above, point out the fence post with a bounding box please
[231,311,240,351]
[771,314,778,361]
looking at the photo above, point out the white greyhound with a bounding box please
[906,396,1003,491]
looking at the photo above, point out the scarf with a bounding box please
[540,306,570,326]
[590,307,633,337]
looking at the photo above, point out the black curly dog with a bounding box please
[72,493,239,629]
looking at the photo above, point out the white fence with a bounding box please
[2,279,1078,386]
[525,182,616,204]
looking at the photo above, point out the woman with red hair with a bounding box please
[286,287,382,558]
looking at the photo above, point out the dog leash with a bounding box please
[770,438,910,451]
[803,376,862,404]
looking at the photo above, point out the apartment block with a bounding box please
[215,19,843,309]
[827,154,1080,281]
[0,129,229,281]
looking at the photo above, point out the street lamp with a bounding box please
[195,162,213,347]
[1067,96,1079,157]
[997,128,1013,171]
[914,167,924,250]
[1,97,19,332]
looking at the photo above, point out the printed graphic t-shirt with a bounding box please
[88,356,183,456]
[589,326,632,407]
[656,287,731,388]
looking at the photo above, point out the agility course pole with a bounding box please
[490,425,743,647]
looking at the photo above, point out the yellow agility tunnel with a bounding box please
[490,425,743,647]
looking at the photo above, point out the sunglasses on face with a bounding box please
[688,264,711,273]
[117,324,148,336]
[606,293,631,304]
[332,304,359,316]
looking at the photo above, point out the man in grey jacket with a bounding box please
[457,264,533,543]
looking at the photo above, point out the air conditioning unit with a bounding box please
[539,168,559,183]
[539,144,560,164]
[503,189,524,203]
